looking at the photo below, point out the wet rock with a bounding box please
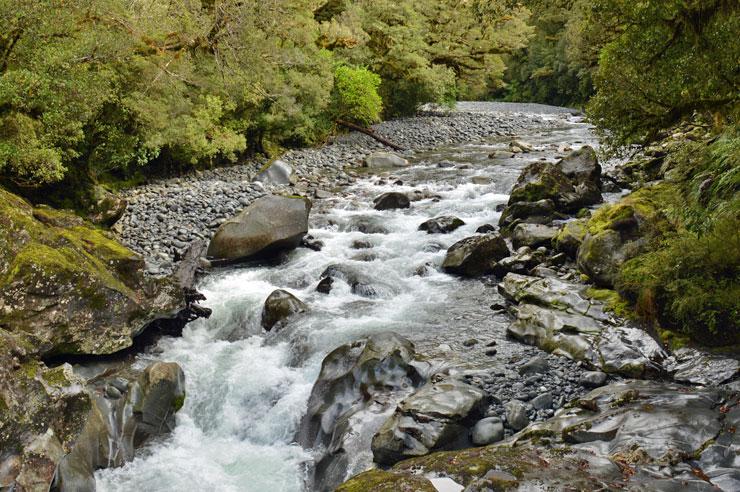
[511,223,558,249]
[475,224,496,233]
[88,186,127,227]
[510,140,533,153]
[361,381,737,491]
[471,176,491,185]
[665,348,739,386]
[499,199,558,228]
[442,234,509,277]
[349,216,389,234]
[351,239,373,249]
[471,417,504,446]
[254,159,293,185]
[576,229,627,287]
[579,371,608,388]
[320,264,393,298]
[316,276,334,294]
[364,152,410,168]
[207,195,311,262]
[418,216,465,234]
[261,289,308,331]
[373,192,411,210]
[531,392,553,410]
[297,333,424,491]
[301,234,324,251]
[372,378,488,465]
[505,400,530,430]
[54,362,186,491]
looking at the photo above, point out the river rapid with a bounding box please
[96,106,599,491]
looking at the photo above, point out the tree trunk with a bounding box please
[336,120,406,151]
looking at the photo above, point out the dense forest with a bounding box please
[2,1,736,195]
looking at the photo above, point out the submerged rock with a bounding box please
[261,289,308,331]
[206,195,311,262]
[442,234,509,277]
[418,216,465,234]
[372,378,488,466]
[320,263,394,298]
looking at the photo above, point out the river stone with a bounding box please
[559,146,601,186]
[372,379,488,466]
[254,159,293,185]
[498,273,594,316]
[207,195,311,261]
[362,382,737,491]
[261,289,307,331]
[471,417,504,446]
[321,263,394,298]
[297,333,424,490]
[54,362,186,491]
[580,371,608,387]
[492,247,545,277]
[518,356,550,375]
[364,152,410,168]
[511,223,559,249]
[373,192,411,210]
[665,348,739,386]
[531,392,553,410]
[419,216,465,234]
[499,198,558,228]
[442,234,509,277]
[505,400,530,430]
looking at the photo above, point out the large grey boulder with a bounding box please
[297,333,425,491]
[254,159,293,185]
[442,234,509,277]
[499,198,559,228]
[511,223,559,249]
[372,378,488,466]
[364,152,409,168]
[261,289,307,331]
[207,195,311,261]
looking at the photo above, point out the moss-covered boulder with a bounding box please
[577,184,676,288]
[0,187,185,357]
[554,219,588,258]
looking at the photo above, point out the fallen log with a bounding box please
[336,119,406,152]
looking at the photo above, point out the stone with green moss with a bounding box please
[0,186,184,357]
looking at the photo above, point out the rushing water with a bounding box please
[96,109,597,491]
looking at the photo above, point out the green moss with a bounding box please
[41,366,72,387]
[585,287,633,319]
[337,469,436,492]
[173,393,186,412]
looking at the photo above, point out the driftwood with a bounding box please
[336,119,406,151]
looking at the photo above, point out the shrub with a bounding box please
[331,65,383,126]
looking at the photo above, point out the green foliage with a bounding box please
[331,64,382,125]
[612,130,740,346]
[586,0,740,148]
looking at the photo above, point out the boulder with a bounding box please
[0,188,192,357]
[558,146,600,184]
[88,185,127,227]
[297,333,424,491]
[511,223,558,250]
[206,195,311,261]
[254,159,293,185]
[347,381,739,491]
[442,234,509,277]
[373,192,410,210]
[554,219,588,258]
[261,289,307,331]
[54,362,186,490]
[492,247,545,277]
[372,379,488,465]
[364,152,409,168]
[348,216,388,234]
[418,216,465,234]
[505,400,530,430]
[499,199,559,228]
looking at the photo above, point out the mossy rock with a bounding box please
[336,469,436,492]
[0,186,184,356]
[554,219,588,258]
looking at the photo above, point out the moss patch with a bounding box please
[337,469,436,492]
